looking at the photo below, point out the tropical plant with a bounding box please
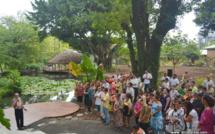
[69,54,104,82]
[0,108,10,130]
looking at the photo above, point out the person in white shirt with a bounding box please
[202,76,215,89]
[126,82,135,102]
[161,72,170,85]
[183,101,199,132]
[162,78,170,89]
[142,69,152,92]
[170,85,179,100]
[170,74,179,87]
[131,75,139,102]
[94,87,102,115]
[102,80,110,93]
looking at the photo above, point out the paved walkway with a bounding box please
[3,102,79,131]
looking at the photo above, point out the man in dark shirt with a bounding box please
[192,93,204,120]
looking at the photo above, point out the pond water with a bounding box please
[0,90,75,109]
[1,73,78,109]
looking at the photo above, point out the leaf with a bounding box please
[80,54,94,72]
[0,108,10,130]
[69,62,83,77]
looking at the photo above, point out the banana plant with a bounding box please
[69,54,104,82]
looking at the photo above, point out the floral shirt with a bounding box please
[139,103,150,123]
[12,97,24,109]
[76,85,84,96]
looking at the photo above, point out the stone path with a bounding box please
[3,102,79,130]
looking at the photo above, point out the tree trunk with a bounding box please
[121,23,138,74]
[173,63,176,75]
[131,0,147,76]
[102,57,113,69]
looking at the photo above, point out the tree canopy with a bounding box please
[27,0,125,68]
[194,0,215,37]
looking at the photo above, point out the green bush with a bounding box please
[6,70,21,93]
[195,77,205,87]
[194,60,204,67]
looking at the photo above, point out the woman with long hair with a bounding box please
[183,101,199,132]
[150,95,163,131]
[198,95,215,134]
[123,93,133,128]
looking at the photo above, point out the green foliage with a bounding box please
[0,15,41,72]
[69,54,104,82]
[195,77,205,87]
[26,63,44,70]
[184,43,200,64]
[194,0,215,36]
[6,70,21,93]
[162,34,187,67]
[0,108,10,130]
[27,0,123,68]
[20,76,77,95]
[194,60,204,67]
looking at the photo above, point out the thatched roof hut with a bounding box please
[48,49,82,65]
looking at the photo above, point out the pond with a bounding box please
[1,73,78,109]
[0,90,75,109]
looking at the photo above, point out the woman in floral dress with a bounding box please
[150,95,163,131]
[114,93,123,131]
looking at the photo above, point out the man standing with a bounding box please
[102,80,110,93]
[202,76,214,89]
[84,84,93,114]
[143,69,152,92]
[170,74,179,87]
[138,98,150,134]
[101,88,110,125]
[191,81,198,93]
[161,72,170,86]
[131,75,139,102]
[12,93,27,130]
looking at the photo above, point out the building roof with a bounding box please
[48,49,82,65]
[204,45,215,50]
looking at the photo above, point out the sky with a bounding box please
[0,0,200,40]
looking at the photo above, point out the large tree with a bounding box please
[27,0,123,68]
[130,0,193,87]
[194,0,215,37]
[0,15,41,72]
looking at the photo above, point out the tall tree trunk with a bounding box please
[131,0,146,76]
[121,23,138,74]
[102,57,113,69]
[131,0,182,89]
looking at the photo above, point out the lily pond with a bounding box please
[0,76,78,109]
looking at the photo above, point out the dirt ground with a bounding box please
[105,65,215,80]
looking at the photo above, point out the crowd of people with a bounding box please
[75,70,215,134]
